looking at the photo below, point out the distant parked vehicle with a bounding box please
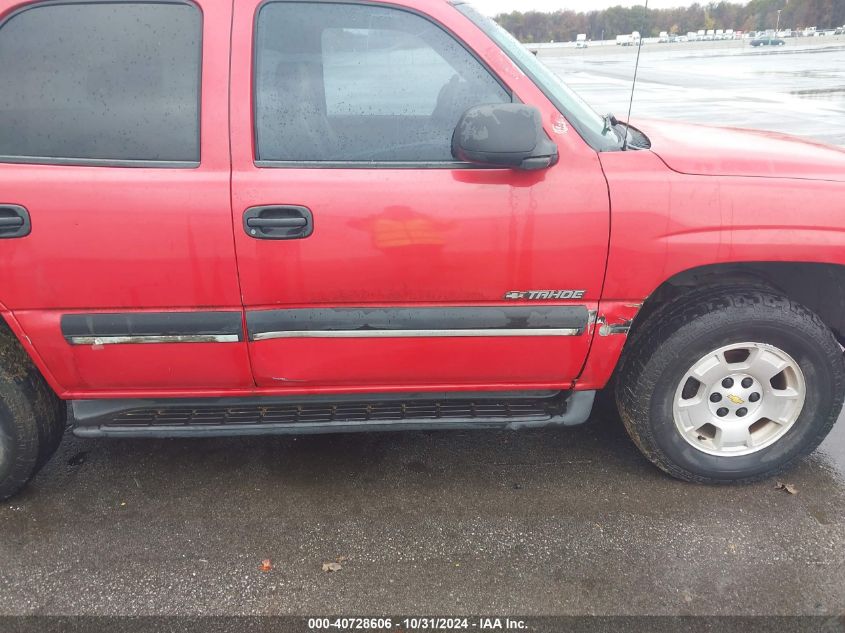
[576,40,588,48]
[751,37,786,46]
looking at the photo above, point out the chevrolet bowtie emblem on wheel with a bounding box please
[504,290,586,300]
[727,394,745,405]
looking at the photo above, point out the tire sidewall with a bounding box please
[648,316,839,481]
[0,400,14,483]
[0,383,40,499]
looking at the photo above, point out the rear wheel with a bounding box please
[616,289,845,483]
[0,326,65,500]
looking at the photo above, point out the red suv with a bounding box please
[1,0,844,498]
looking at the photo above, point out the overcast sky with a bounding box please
[470,0,702,16]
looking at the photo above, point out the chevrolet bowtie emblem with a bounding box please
[727,394,745,405]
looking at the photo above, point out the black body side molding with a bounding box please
[247,306,589,340]
[61,311,244,344]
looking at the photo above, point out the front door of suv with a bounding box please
[230,0,610,392]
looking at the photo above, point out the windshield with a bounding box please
[455,3,621,151]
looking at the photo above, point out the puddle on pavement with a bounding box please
[817,413,845,480]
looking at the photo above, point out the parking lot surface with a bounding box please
[1,405,844,615]
[544,38,845,146]
[2,38,845,618]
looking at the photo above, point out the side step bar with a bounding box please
[70,390,596,438]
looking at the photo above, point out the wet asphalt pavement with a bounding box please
[1,405,844,616]
[544,37,845,146]
[2,40,845,619]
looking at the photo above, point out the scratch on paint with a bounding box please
[598,317,633,336]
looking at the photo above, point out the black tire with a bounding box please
[616,288,845,483]
[0,326,65,500]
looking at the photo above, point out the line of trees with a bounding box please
[494,0,845,43]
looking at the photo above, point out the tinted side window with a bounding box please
[255,2,510,163]
[0,2,201,164]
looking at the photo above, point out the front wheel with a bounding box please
[616,289,845,483]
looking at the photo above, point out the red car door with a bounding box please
[0,0,251,397]
[230,0,610,393]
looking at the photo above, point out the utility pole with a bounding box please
[776,9,782,33]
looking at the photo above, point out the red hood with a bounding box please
[638,119,845,182]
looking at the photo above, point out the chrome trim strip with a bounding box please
[252,328,582,341]
[69,334,241,345]
[246,306,590,341]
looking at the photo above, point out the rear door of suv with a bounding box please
[0,0,252,396]
[230,0,611,392]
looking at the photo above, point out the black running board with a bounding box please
[70,390,595,438]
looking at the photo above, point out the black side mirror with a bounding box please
[452,103,559,171]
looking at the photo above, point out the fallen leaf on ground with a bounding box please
[259,559,273,572]
[775,481,798,495]
[322,561,342,572]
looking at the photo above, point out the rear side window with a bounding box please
[0,1,201,165]
[254,2,511,164]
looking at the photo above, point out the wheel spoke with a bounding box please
[714,423,752,450]
[675,396,712,432]
[769,386,800,400]
[761,387,802,424]
[747,347,791,381]
[691,352,727,383]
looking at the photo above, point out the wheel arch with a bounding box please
[631,261,845,346]
[0,310,65,398]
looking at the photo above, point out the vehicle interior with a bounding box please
[254,2,512,163]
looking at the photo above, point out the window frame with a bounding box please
[251,0,514,169]
[0,0,204,169]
